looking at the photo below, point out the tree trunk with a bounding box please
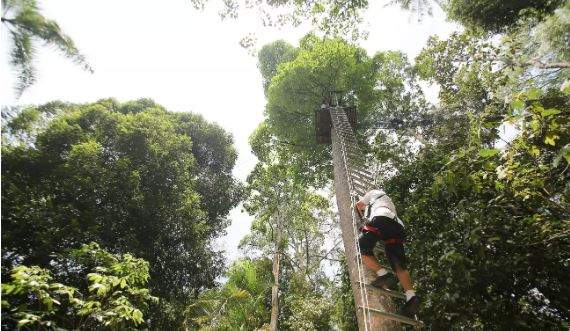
[269,210,282,331]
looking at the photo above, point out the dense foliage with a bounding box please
[1,99,242,328]
[231,0,569,329]
[445,0,564,32]
[258,35,428,184]
[1,243,156,330]
[185,258,274,329]
[387,25,569,327]
[2,0,569,330]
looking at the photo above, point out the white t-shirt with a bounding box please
[361,189,404,227]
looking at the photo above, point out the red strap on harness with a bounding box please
[362,225,381,237]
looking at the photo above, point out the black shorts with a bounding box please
[358,216,407,270]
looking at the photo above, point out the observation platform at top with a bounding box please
[315,104,357,144]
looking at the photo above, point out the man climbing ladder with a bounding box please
[355,189,420,318]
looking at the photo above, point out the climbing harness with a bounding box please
[330,104,424,329]
[364,194,385,219]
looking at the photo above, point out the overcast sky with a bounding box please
[0,0,458,262]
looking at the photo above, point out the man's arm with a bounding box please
[355,190,372,217]
[356,200,366,213]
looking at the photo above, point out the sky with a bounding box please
[0,0,458,262]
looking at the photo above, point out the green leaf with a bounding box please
[544,134,559,146]
[479,148,500,158]
[529,146,540,157]
[17,319,32,328]
[510,99,524,110]
[540,108,561,117]
[526,87,542,100]
[132,309,143,323]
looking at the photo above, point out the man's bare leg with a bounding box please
[361,255,398,289]
[394,264,420,317]
[361,254,383,272]
[362,255,414,291]
[394,265,413,291]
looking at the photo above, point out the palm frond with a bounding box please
[14,6,93,72]
[9,30,36,97]
[2,0,93,97]
[2,0,35,13]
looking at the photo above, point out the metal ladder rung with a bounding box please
[339,141,358,149]
[352,188,367,197]
[334,116,352,124]
[358,306,424,327]
[344,156,367,169]
[350,166,374,177]
[335,126,354,133]
[350,177,369,189]
[349,168,374,181]
[347,160,368,170]
[333,121,352,128]
[351,178,373,194]
[344,155,366,165]
[357,281,404,299]
[350,176,373,188]
[349,173,374,186]
[343,148,364,158]
[351,180,369,193]
[348,169,374,185]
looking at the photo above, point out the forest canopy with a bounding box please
[1,99,243,328]
[1,0,569,329]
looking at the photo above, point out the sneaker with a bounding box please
[370,273,398,290]
[399,295,420,318]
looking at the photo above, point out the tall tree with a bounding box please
[237,117,342,330]
[1,0,92,96]
[269,205,282,331]
[1,98,242,328]
[260,35,430,186]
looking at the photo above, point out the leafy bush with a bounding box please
[1,243,157,330]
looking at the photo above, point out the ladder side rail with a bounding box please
[331,108,374,330]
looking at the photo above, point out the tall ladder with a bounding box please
[330,106,424,330]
